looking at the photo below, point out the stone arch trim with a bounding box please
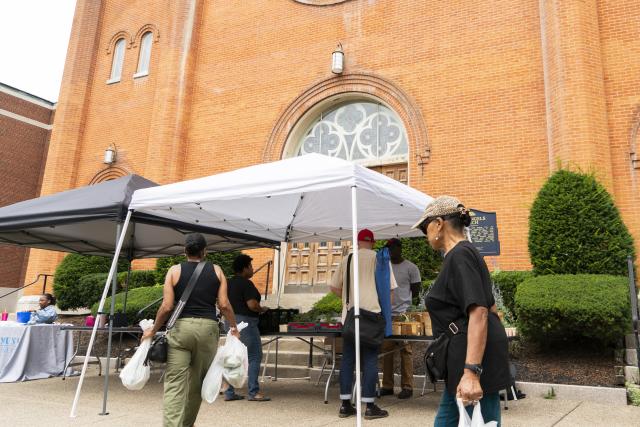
[106,30,132,54]
[262,73,430,166]
[292,0,352,6]
[132,24,160,48]
[88,166,130,185]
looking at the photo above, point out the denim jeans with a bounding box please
[339,340,379,403]
[225,315,262,398]
[434,388,501,427]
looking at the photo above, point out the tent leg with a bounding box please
[70,211,132,418]
[115,261,133,374]
[351,186,362,427]
[99,221,124,415]
[275,246,283,308]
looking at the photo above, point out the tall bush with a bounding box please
[155,251,242,283]
[528,169,635,275]
[374,237,442,280]
[514,274,630,347]
[72,270,158,310]
[53,254,129,310]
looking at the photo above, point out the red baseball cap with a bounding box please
[357,229,374,242]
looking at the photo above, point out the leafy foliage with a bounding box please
[528,169,635,275]
[91,285,164,325]
[491,271,533,321]
[155,251,242,283]
[294,292,343,322]
[53,254,129,310]
[514,274,631,347]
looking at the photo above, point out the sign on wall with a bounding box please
[468,209,500,256]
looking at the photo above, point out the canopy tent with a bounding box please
[71,154,432,424]
[0,174,278,417]
[0,174,277,258]
[129,154,429,242]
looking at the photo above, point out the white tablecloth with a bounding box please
[0,323,74,382]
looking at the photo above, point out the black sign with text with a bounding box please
[468,209,500,256]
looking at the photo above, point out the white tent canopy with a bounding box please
[72,154,432,424]
[129,154,431,242]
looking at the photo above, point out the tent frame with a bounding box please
[71,186,367,426]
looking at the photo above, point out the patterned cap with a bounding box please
[411,195,465,229]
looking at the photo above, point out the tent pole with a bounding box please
[351,186,362,427]
[70,210,132,418]
[99,222,122,415]
[275,245,283,308]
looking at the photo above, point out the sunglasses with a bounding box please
[418,217,438,235]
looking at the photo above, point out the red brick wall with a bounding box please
[25,0,640,294]
[0,90,53,289]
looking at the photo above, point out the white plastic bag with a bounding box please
[202,322,248,403]
[457,399,498,427]
[119,319,154,391]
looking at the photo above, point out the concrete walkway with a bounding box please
[1,372,638,426]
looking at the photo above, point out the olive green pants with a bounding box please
[163,318,219,427]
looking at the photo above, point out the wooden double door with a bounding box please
[283,163,407,291]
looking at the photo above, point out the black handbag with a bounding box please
[341,254,386,349]
[423,319,465,383]
[146,261,207,364]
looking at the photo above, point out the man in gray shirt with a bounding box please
[380,238,422,399]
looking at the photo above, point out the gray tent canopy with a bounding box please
[0,174,278,259]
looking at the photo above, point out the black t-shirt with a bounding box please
[227,276,261,318]
[425,241,510,394]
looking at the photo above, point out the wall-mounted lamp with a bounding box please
[103,143,117,165]
[332,43,344,74]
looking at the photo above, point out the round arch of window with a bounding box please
[288,97,409,167]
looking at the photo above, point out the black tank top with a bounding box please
[174,261,220,320]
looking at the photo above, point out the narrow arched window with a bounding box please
[135,32,153,77]
[108,38,126,83]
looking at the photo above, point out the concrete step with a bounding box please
[260,363,311,379]
[261,350,325,366]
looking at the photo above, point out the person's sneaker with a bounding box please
[364,404,389,420]
[224,393,245,401]
[397,388,413,399]
[378,388,394,397]
[339,403,357,418]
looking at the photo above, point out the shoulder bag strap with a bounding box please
[166,261,207,331]
[345,253,353,306]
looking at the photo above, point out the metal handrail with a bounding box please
[0,273,54,300]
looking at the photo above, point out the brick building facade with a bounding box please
[22,1,640,308]
[0,83,53,311]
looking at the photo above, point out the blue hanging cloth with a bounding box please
[375,246,393,337]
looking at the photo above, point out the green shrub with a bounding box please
[312,292,342,315]
[53,254,129,310]
[118,270,157,290]
[528,169,635,275]
[514,274,631,347]
[155,251,242,283]
[91,285,164,325]
[491,271,533,321]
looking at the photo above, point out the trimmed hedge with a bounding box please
[514,274,631,347]
[294,292,343,322]
[70,270,157,310]
[117,270,157,290]
[155,251,242,283]
[91,285,164,325]
[491,271,533,321]
[53,254,129,310]
[528,169,635,275]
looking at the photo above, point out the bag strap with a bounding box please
[166,261,207,331]
[345,253,353,306]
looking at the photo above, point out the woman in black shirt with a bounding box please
[413,196,509,426]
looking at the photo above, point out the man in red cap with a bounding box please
[330,229,397,420]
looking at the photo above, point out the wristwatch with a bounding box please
[464,363,483,377]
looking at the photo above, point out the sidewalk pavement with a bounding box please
[1,372,638,426]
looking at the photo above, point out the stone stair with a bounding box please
[218,336,330,380]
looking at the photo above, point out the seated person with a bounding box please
[32,293,58,324]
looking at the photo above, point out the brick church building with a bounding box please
[21,0,640,308]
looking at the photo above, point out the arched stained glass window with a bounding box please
[297,101,408,166]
